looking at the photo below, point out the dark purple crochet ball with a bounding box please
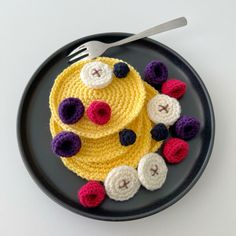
[58,98,84,124]
[144,60,168,86]
[174,115,200,140]
[150,123,169,141]
[119,129,136,146]
[113,62,130,78]
[51,131,81,157]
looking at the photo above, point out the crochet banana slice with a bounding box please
[147,94,181,126]
[80,61,113,89]
[104,166,140,201]
[138,153,168,191]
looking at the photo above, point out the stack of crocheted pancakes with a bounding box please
[49,57,201,206]
[49,57,165,182]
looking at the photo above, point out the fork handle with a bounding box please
[108,17,187,48]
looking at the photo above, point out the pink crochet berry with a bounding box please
[86,101,111,125]
[161,79,186,99]
[163,138,189,164]
[78,181,106,208]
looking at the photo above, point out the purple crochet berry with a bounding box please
[113,62,130,78]
[174,115,200,140]
[150,123,169,141]
[144,60,168,86]
[51,131,81,157]
[119,129,136,146]
[58,98,84,124]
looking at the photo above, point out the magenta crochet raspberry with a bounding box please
[163,138,189,164]
[86,100,111,125]
[174,115,200,140]
[144,60,168,86]
[161,79,186,99]
[48,57,203,206]
[78,181,106,208]
[51,131,81,157]
[58,98,85,124]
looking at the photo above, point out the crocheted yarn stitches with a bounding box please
[49,57,146,139]
[86,101,111,125]
[150,123,169,141]
[138,153,168,191]
[113,62,130,78]
[144,82,164,152]
[174,115,200,140]
[49,67,163,181]
[80,61,113,89]
[144,60,168,86]
[49,109,144,163]
[78,181,105,208]
[58,98,84,124]
[161,79,186,99]
[49,82,161,163]
[119,129,137,146]
[50,109,163,181]
[104,166,140,201]
[163,138,189,164]
[50,107,153,181]
[147,94,181,126]
[51,131,81,157]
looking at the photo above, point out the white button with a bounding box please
[147,94,181,126]
[104,166,140,201]
[138,153,168,191]
[80,61,113,89]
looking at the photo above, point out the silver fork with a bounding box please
[68,17,187,62]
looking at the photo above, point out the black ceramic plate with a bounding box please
[17,33,215,221]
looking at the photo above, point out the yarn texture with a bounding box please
[144,60,168,86]
[163,138,189,164]
[113,62,130,78]
[48,56,202,203]
[80,61,113,89]
[50,109,145,164]
[119,129,137,146]
[161,79,186,99]
[147,94,181,126]
[86,100,111,125]
[50,107,153,181]
[78,181,105,208]
[138,153,168,191]
[49,57,146,139]
[150,123,169,141]
[49,82,162,181]
[174,115,200,140]
[51,131,81,157]
[104,166,140,201]
[58,98,84,124]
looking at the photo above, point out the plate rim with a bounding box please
[17,32,215,221]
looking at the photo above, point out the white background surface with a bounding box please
[1,0,236,235]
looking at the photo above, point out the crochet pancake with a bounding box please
[50,110,144,163]
[49,57,146,139]
[50,82,162,181]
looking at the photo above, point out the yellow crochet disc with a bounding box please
[50,82,159,163]
[59,110,153,181]
[49,110,144,163]
[49,57,146,139]
[150,138,163,153]
[49,82,162,181]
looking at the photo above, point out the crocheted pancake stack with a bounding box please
[49,57,201,207]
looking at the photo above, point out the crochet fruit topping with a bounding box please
[49,57,200,206]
